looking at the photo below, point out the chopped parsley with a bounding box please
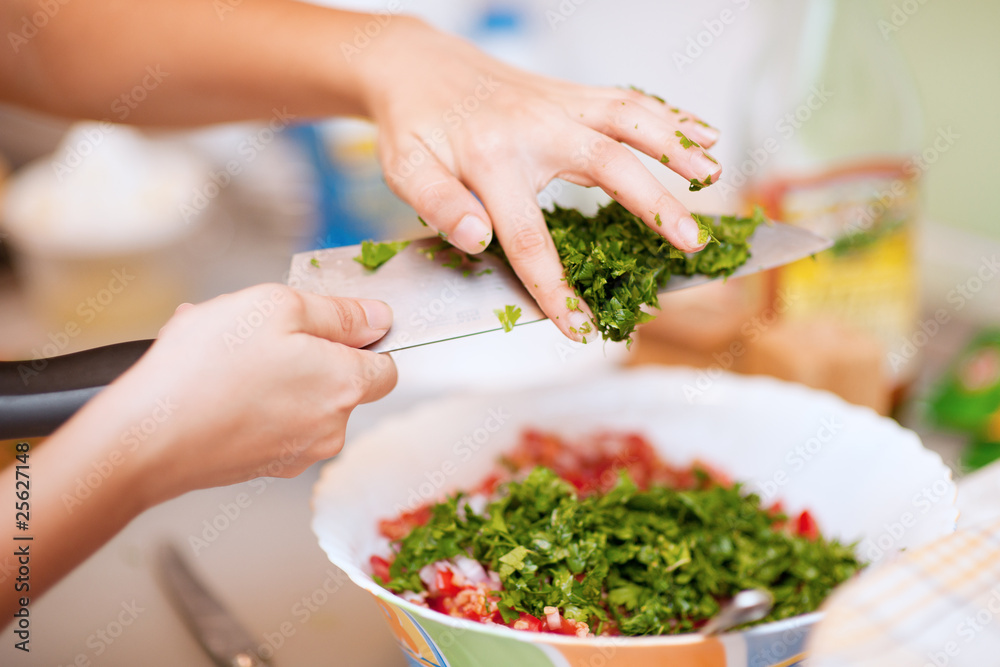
[382,466,861,636]
[566,296,581,311]
[353,240,411,271]
[627,85,665,104]
[309,257,321,268]
[689,176,713,192]
[486,203,763,344]
[495,305,522,332]
[675,130,700,149]
[659,154,670,165]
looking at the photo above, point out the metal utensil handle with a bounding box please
[0,339,155,439]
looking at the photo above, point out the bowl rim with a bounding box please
[312,367,958,647]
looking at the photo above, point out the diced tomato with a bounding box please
[434,569,461,597]
[370,555,392,582]
[795,510,819,540]
[378,505,432,540]
[476,473,503,495]
[512,612,544,632]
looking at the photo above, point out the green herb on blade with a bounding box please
[503,202,764,345]
[495,305,522,333]
[353,240,411,271]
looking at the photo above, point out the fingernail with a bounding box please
[359,299,393,331]
[452,215,492,253]
[692,152,721,180]
[692,123,720,144]
[567,311,593,341]
[677,215,705,250]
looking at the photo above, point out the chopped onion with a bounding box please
[544,606,562,631]
[454,556,489,584]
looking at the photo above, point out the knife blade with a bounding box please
[287,217,831,354]
[156,543,271,667]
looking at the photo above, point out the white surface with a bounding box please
[313,367,957,651]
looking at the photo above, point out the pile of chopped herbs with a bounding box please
[536,202,765,344]
[357,203,763,344]
[379,467,861,636]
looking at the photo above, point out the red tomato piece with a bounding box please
[370,555,392,581]
[796,510,819,540]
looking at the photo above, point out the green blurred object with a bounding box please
[927,329,1000,470]
[961,438,1000,472]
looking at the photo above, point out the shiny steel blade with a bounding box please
[156,543,270,667]
[287,219,830,354]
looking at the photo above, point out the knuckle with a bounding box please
[413,179,451,217]
[467,129,508,158]
[580,137,624,173]
[505,224,551,260]
[315,433,347,460]
[328,298,359,333]
[650,190,681,217]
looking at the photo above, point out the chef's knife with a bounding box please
[0,216,830,438]
[288,219,831,354]
[156,542,272,667]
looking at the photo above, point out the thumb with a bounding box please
[295,292,393,349]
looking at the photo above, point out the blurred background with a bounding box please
[1,0,998,468]
[2,2,999,665]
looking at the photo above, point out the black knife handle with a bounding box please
[0,339,155,439]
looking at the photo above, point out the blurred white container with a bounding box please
[1,123,209,349]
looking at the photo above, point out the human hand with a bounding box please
[93,284,397,506]
[359,17,722,341]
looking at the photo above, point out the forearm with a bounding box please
[2,0,393,124]
[0,382,169,620]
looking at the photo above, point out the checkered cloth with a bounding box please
[807,516,1000,666]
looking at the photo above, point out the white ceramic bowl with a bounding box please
[313,368,957,667]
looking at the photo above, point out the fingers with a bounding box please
[382,139,493,254]
[468,170,597,342]
[558,131,708,252]
[294,292,393,349]
[576,93,722,187]
[342,348,398,405]
[603,88,720,148]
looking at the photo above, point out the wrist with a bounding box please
[52,373,186,515]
